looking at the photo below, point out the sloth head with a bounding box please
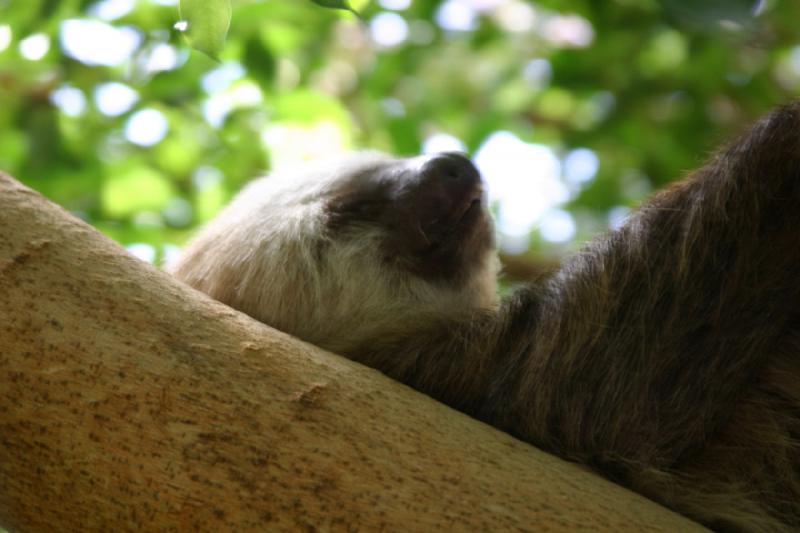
[171,151,500,354]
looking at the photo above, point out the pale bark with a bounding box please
[0,172,704,532]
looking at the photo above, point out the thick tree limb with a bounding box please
[0,173,703,531]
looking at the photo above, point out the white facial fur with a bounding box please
[170,152,500,355]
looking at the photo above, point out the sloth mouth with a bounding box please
[457,197,483,226]
[402,196,492,281]
[442,190,485,239]
[420,193,486,253]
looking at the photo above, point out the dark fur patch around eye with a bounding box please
[324,166,397,230]
[326,197,390,229]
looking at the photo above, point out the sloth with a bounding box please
[172,103,800,532]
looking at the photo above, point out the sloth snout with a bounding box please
[417,152,484,229]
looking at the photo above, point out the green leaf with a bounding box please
[179,0,232,60]
[309,0,360,18]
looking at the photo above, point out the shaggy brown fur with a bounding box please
[175,104,800,531]
[346,104,800,532]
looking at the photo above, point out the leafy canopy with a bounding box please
[0,0,797,264]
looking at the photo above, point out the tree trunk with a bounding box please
[0,172,704,532]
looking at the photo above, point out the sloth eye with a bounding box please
[325,197,388,229]
[351,201,382,216]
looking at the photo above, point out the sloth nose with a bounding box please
[419,152,483,207]
[411,152,484,237]
[422,152,481,189]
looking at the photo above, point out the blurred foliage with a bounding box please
[179,0,231,59]
[310,0,361,19]
[0,0,799,265]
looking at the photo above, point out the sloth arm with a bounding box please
[504,102,800,471]
[354,102,800,473]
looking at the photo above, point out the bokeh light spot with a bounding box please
[370,12,409,47]
[563,148,599,186]
[539,209,576,243]
[0,25,13,53]
[95,82,139,116]
[475,131,569,251]
[19,33,50,60]
[125,109,169,146]
[88,0,136,21]
[436,0,478,32]
[60,19,141,66]
[422,133,467,154]
[50,86,87,117]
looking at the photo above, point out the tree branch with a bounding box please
[0,172,703,531]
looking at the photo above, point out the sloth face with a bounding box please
[172,152,500,354]
[324,151,495,283]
